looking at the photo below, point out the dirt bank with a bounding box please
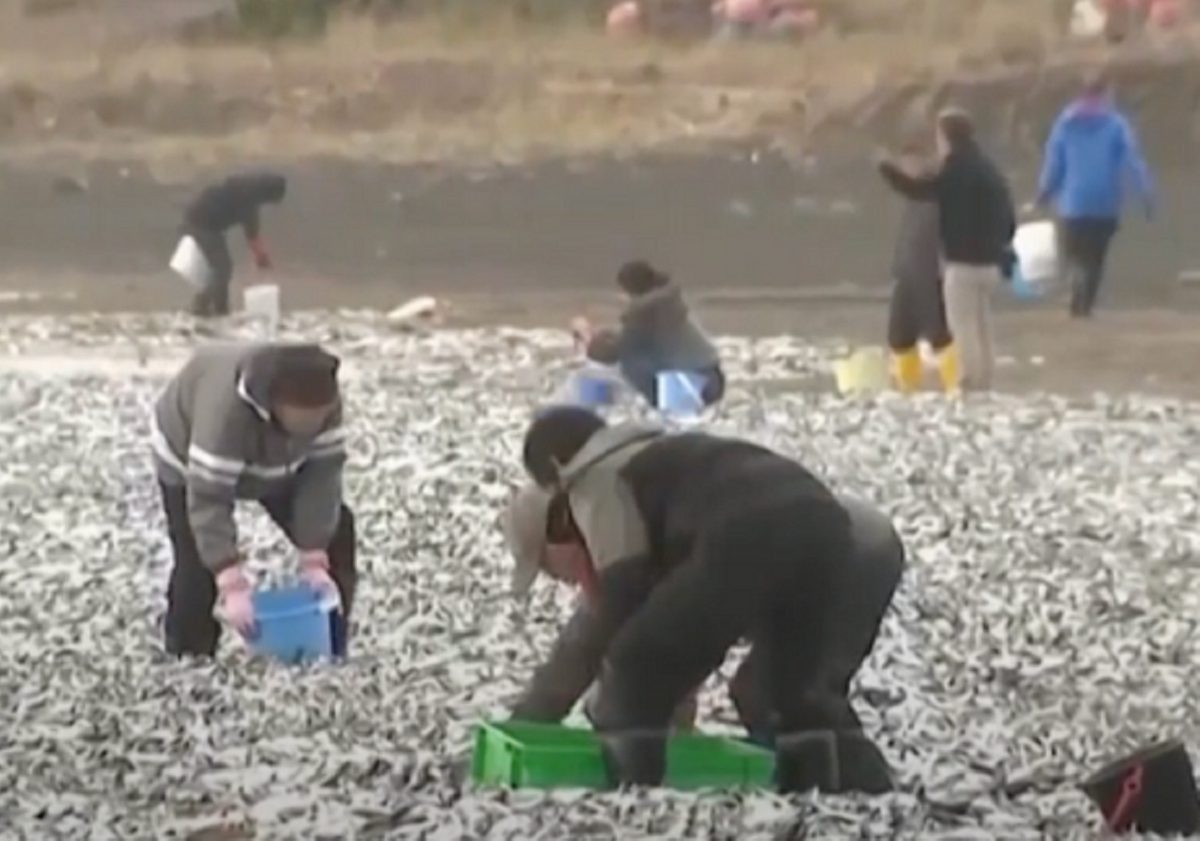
[2,8,1200,167]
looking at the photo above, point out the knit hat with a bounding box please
[269,344,340,407]
[616,260,670,297]
[504,483,554,596]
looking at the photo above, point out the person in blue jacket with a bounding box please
[1035,69,1155,319]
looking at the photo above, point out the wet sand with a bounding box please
[0,151,1191,303]
[0,151,1198,396]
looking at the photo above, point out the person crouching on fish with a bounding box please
[502,406,902,793]
[570,260,725,410]
[151,342,356,658]
[175,170,286,318]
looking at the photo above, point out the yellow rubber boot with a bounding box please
[891,348,923,393]
[935,344,961,393]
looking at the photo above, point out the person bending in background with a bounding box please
[572,260,725,409]
[877,109,1015,392]
[504,407,899,793]
[884,138,957,393]
[1035,69,1155,319]
[151,342,356,658]
[179,171,287,318]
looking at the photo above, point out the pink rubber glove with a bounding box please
[299,550,339,604]
[216,565,255,637]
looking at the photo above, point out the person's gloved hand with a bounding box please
[249,236,273,270]
[216,564,255,637]
[299,549,339,604]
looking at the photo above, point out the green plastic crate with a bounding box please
[471,720,774,790]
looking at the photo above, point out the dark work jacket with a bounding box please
[184,172,287,238]
[879,144,1016,267]
[509,430,844,722]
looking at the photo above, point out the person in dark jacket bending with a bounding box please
[877,109,1015,391]
[571,261,724,409]
[883,139,957,393]
[506,406,900,793]
[151,342,356,658]
[177,171,287,318]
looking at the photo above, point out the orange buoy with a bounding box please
[723,0,768,24]
[606,1,641,35]
[1148,0,1183,27]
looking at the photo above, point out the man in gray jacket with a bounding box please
[151,342,356,657]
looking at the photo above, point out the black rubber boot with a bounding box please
[598,731,668,788]
[775,730,894,794]
[1081,739,1200,835]
[835,731,894,794]
[775,730,838,793]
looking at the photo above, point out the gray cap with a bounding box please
[503,483,554,597]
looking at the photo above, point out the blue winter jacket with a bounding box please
[1037,97,1154,220]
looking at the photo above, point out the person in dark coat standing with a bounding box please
[877,109,1016,391]
[883,139,957,393]
[150,342,356,657]
[506,406,898,794]
[176,171,287,318]
[1035,69,1155,318]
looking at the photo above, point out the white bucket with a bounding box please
[168,235,211,288]
[1013,221,1059,285]
[243,284,281,336]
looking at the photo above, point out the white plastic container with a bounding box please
[168,235,211,288]
[243,284,281,336]
[1013,221,1059,285]
[833,347,890,394]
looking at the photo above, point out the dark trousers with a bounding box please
[160,482,358,657]
[887,274,951,352]
[728,510,904,744]
[183,226,234,318]
[1061,217,1118,318]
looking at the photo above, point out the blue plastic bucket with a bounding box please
[250,585,338,664]
[576,373,617,407]
[657,370,708,417]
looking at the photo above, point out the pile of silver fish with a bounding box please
[0,312,1198,839]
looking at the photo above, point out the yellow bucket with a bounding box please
[833,347,890,394]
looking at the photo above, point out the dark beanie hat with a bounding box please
[269,344,340,407]
[616,260,670,297]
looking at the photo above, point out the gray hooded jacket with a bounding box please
[151,342,346,572]
[588,285,718,372]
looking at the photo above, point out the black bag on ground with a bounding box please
[1080,739,1200,835]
